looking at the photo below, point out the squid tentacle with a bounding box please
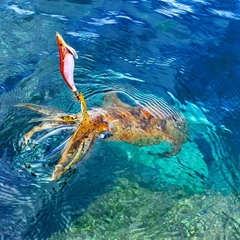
[44,137,70,159]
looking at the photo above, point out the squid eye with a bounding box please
[59,43,63,46]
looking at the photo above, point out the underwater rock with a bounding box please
[48,179,240,240]
[119,140,208,193]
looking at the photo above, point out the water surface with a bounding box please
[0,0,240,239]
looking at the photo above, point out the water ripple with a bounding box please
[210,9,240,19]
[87,17,118,26]
[155,0,194,18]
[7,4,35,16]
[41,13,68,21]
[1,0,240,238]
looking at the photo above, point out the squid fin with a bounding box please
[164,140,182,157]
[102,92,131,108]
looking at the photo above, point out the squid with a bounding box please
[18,33,189,181]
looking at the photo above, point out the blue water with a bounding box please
[0,0,240,239]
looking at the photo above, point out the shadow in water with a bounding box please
[20,140,204,239]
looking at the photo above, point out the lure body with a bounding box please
[56,32,78,92]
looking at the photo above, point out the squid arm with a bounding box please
[50,33,95,180]
[51,119,95,180]
[17,103,81,146]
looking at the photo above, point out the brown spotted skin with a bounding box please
[88,105,189,156]
[19,93,189,180]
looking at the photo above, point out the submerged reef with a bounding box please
[49,178,240,240]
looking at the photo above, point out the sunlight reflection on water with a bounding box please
[0,0,240,239]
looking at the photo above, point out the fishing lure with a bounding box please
[18,33,189,181]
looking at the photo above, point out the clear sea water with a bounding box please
[0,0,240,239]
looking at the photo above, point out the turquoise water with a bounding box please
[0,0,240,239]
